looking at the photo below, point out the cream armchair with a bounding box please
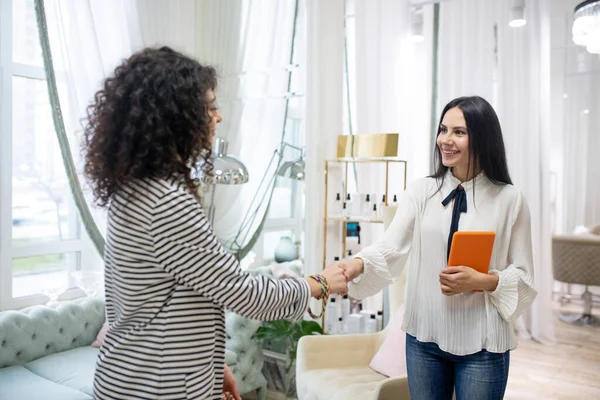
[296,205,410,400]
[296,277,409,400]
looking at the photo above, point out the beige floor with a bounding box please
[246,302,600,400]
[505,303,600,400]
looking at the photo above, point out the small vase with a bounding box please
[274,236,297,263]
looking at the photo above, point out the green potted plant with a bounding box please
[256,319,323,396]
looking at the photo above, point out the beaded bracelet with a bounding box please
[307,274,330,319]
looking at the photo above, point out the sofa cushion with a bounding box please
[0,365,92,400]
[297,366,388,400]
[25,346,99,397]
[369,305,407,377]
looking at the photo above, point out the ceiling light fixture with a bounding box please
[509,0,527,28]
[410,7,425,42]
[573,0,600,55]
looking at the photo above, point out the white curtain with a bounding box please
[495,0,555,345]
[192,0,300,250]
[351,0,433,312]
[44,0,143,270]
[135,0,198,56]
[436,0,555,344]
[437,0,496,108]
[303,0,345,277]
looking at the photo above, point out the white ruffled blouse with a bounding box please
[348,170,537,355]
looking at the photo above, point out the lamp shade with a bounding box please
[212,137,249,185]
[277,158,305,180]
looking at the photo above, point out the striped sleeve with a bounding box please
[150,188,310,321]
[487,191,538,322]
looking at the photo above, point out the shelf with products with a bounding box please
[321,157,407,335]
[326,217,384,223]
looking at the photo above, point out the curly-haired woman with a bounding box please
[84,47,348,400]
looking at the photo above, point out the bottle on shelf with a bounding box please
[372,203,378,220]
[362,194,371,218]
[341,294,351,323]
[332,193,342,216]
[359,308,372,333]
[354,301,363,315]
[346,314,362,334]
[379,194,387,219]
[337,317,345,334]
[326,297,338,334]
[392,194,398,204]
[376,311,383,331]
[366,314,377,333]
[342,202,350,219]
[347,249,353,257]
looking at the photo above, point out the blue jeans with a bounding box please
[406,334,510,400]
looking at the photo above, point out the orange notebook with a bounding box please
[447,231,496,274]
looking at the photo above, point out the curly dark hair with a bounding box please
[83,46,217,207]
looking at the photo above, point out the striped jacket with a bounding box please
[93,177,310,399]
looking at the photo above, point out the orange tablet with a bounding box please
[447,231,495,274]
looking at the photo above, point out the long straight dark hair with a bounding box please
[430,96,512,192]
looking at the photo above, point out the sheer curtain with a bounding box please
[495,0,555,345]
[43,0,143,269]
[192,0,300,252]
[437,0,496,107]
[46,0,301,259]
[351,0,433,312]
[303,0,345,277]
[437,0,555,344]
[135,0,198,56]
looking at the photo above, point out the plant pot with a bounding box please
[262,349,296,398]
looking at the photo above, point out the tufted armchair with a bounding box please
[552,233,600,326]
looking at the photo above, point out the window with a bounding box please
[0,0,91,310]
[257,0,306,265]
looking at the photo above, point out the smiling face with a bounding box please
[436,107,475,182]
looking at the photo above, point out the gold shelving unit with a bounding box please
[322,157,408,268]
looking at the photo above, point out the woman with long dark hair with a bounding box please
[334,96,537,399]
[83,46,348,400]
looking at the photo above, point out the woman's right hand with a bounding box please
[306,264,349,298]
[321,263,349,295]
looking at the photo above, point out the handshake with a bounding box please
[308,258,364,298]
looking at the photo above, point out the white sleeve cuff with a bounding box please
[348,249,396,300]
[488,266,537,323]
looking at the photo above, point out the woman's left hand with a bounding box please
[223,364,241,400]
[439,266,483,295]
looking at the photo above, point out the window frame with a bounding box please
[0,0,91,310]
